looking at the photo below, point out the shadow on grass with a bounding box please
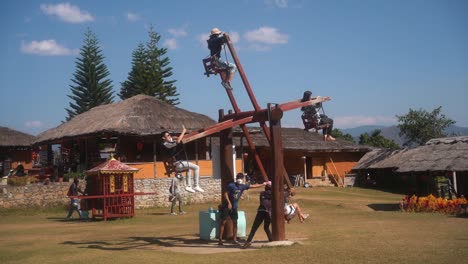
[367,203,401,211]
[146,212,170,216]
[61,234,230,251]
[47,216,107,223]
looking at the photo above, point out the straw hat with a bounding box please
[210,27,222,35]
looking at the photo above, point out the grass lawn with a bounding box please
[0,187,467,264]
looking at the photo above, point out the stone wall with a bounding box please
[0,177,221,209]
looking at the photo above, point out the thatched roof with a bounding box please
[242,127,372,153]
[0,126,35,147]
[353,136,468,172]
[34,95,216,145]
[352,148,411,170]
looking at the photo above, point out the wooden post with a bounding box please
[219,109,235,239]
[268,105,285,241]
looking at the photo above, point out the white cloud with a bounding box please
[244,27,289,44]
[126,12,140,22]
[168,28,187,37]
[265,0,289,8]
[21,40,78,56]
[334,115,397,129]
[40,3,94,23]
[227,31,240,44]
[248,43,272,51]
[164,38,178,50]
[197,33,209,47]
[25,120,43,128]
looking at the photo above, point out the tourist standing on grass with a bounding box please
[242,181,273,249]
[169,173,186,215]
[218,173,267,246]
[66,177,85,219]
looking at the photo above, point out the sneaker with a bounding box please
[232,240,240,245]
[241,242,252,249]
[170,212,177,216]
[179,211,186,215]
[193,186,204,192]
[221,81,233,90]
[303,213,309,219]
[185,186,195,193]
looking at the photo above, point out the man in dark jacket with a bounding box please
[207,27,237,90]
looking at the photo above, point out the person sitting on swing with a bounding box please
[161,126,204,193]
[301,91,336,141]
[207,27,237,90]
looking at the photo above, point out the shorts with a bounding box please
[284,204,296,220]
[220,205,238,221]
[214,57,236,73]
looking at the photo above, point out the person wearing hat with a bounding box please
[207,27,237,90]
[218,173,267,246]
[242,181,273,249]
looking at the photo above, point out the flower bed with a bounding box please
[400,194,467,215]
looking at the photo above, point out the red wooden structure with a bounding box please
[193,33,332,240]
[84,158,139,221]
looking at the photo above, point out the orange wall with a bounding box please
[2,150,33,171]
[128,159,242,179]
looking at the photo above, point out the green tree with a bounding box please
[397,106,455,146]
[118,44,146,99]
[331,128,355,142]
[358,129,400,149]
[119,26,179,105]
[66,29,114,121]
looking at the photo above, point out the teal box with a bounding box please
[199,209,246,240]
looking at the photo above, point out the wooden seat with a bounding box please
[301,112,329,132]
[202,56,226,77]
[163,157,189,177]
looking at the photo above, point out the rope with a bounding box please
[223,44,230,64]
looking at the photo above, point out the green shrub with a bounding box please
[63,172,85,182]
[7,176,37,186]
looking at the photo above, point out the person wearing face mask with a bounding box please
[218,173,267,246]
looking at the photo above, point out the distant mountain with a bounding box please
[341,125,468,146]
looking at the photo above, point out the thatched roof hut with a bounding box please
[353,136,468,172]
[245,127,371,153]
[0,126,35,147]
[34,95,216,145]
[397,136,468,172]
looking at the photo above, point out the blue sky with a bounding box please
[1,0,467,136]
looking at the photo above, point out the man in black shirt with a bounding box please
[161,126,203,193]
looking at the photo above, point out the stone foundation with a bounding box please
[0,176,221,209]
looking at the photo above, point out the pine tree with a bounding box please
[66,29,114,121]
[119,44,146,99]
[119,26,179,105]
